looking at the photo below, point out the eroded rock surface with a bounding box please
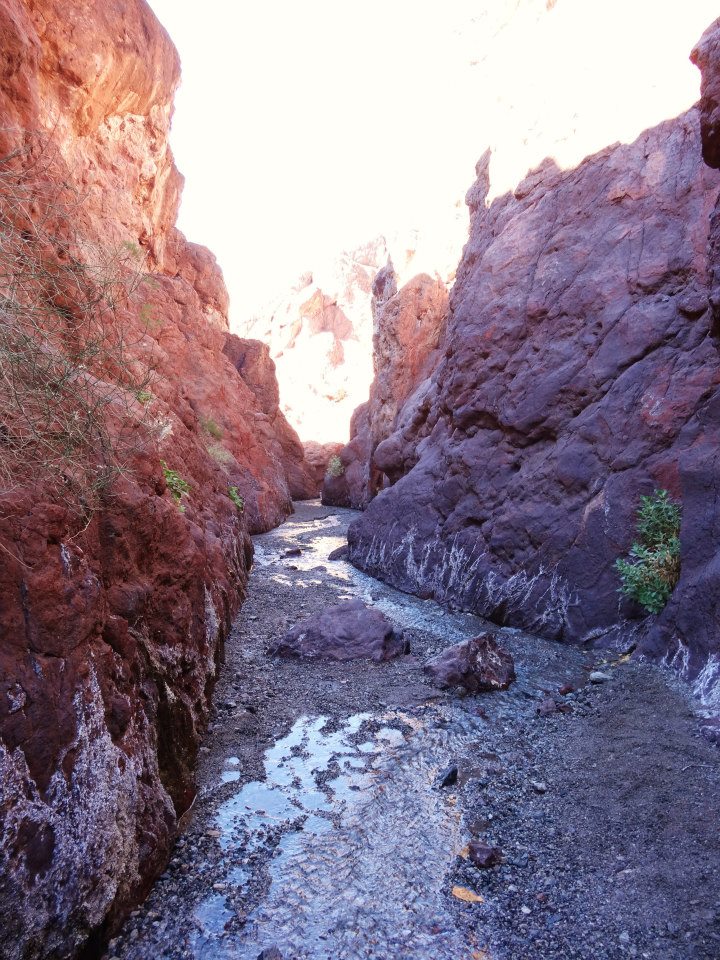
[0,2,308,956]
[425,635,516,693]
[274,599,409,663]
[348,33,720,709]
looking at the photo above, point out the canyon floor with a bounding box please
[108,502,720,960]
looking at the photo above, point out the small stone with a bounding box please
[283,547,302,557]
[521,905,531,915]
[206,829,222,838]
[589,671,612,683]
[436,765,458,788]
[559,683,575,695]
[530,780,547,793]
[468,840,503,869]
[619,931,631,944]
[536,698,558,716]
[257,948,283,960]
[213,883,227,892]
[328,546,349,561]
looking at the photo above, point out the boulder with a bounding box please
[274,599,408,662]
[424,635,515,693]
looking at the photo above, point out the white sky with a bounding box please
[148,0,718,325]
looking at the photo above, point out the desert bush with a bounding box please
[0,141,157,515]
[208,442,233,466]
[326,454,344,479]
[615,489,681,614]
[201,416,223,439]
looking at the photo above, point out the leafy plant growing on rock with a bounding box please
[615,489,681,614]
[326,454,344,479]
[161,460,189,511]
[228,485,244,513]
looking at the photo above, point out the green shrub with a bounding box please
[615,489,681,614]
[201,416,223,439]
[135,389,153,404]
[228,485,244,513]
[161,460,190,510]
[208,442,233,466]
[326,454,344,479]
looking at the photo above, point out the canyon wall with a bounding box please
[322,265,449,508]
[0,1,311,957]
[241,236,457,451]
[348,20,720,717]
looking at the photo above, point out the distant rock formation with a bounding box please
[241,240,388,445]
[348,24,720,720]
[322,270,448,508]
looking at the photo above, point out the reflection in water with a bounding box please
[123,505,591,960]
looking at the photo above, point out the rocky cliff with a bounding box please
[0,1,311,957]
[322,265,449,509]
[348,21,720,718]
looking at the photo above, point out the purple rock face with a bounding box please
[273,599,409,662]
[424,635,515,693]
[346,80,720,705]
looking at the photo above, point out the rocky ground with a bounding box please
[107,502,720,960]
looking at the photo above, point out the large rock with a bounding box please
[348,31,720,711]
[274,600,408,662]
[425,635,515,693]
[0,2,307,956]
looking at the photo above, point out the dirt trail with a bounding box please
[109,502,720,960]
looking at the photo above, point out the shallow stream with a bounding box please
[112,502,592,960]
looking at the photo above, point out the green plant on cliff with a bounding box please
[228,485,244,513]
[0,141,157,515]
[615,489,681,614]
[161,461,190,511]
[326,454,344,479]
[201,415,223,439]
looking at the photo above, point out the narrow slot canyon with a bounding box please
[2,3,720,960]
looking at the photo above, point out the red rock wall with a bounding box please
[0,1,310,956]
[348,29,720,718]
[322,266,449,509]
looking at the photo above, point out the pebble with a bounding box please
[589,671,612,684]
[530,780,548,793]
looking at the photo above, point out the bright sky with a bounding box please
[148,0,718,326]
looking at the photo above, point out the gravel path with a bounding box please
[108,502,720,960]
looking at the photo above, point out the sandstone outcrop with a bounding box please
[0,2,308,956]
[322,269,448,508]
[348,32,720,715]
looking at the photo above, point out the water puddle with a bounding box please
[191,706,479,959]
